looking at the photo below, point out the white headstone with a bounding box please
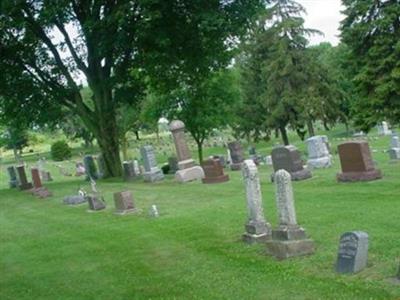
[275,169,297,226]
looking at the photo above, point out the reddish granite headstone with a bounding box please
[31,168,42,188]
[114,191,136,214]
[337,141,382,182]
[16,165,33,190]
[201,158,229,184]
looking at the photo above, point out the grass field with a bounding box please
[0,130,399,299]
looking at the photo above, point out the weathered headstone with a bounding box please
[7,166,19,188]
[336,231,368,274]
[87,195,106,211]
[265,170,315,259]
[377,121,392,136]
[83,155,98,180]
[114,191,136,215]
[167,157,178,174]
[306,136,332,169]
[169,120,204,182]
[123,161,137,181]
[337,141,382,182]
[242,160,271,243]
[140,145,164,182]
[40,170,53,182]
[271,146,312,181]
[133,160,141,175]
[388,135,400,161]
[228,141,244,171]
[63,195,86,205]
[201,158,229,184]
[30,168,52,198]
[149,204,159,218]
[75,162,86,176]
[16,165,33,190]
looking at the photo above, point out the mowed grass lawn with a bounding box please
[0,136,399,299]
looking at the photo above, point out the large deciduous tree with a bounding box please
[0,0,265,177]
[340,0,400,130]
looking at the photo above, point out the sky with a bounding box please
[297,0,345,46]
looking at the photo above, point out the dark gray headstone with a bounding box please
[63,195,87,205]
[168,157,178,174]
[123,161,137,181]
[7,166,19,188]
[336,231,368,274]
[97,155,106,179]
[83,155,98,180]
[87,195,106,211]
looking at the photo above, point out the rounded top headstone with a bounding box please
[275,169,291,182]
[169,120,185,131]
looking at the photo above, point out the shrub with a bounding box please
[51,140,72,161]
[161,164,170,174]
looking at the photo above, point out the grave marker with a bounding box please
[271,146,312,181]
[140,145,164,182]
[201,158,229,184]
[7,166,18,188]
[228,141,244,171]
[306,136,331,169]
[114,191,136,215]
[16,165,33,190]
[336,231,368,274]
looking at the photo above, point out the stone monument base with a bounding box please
[202,174,229,184]
[63,195,87,205]
[243,232,270,244]
[230,163,242,171]
[19,183,33,191]
[114,208,138,215]
[242,221,271,244]
[337,169,382,182]
[175,166,204,183]
[265,226,315,259]
[31,187,52,198]
[143,169,164,183]
[307,156,332,169]
[178,159,195,170]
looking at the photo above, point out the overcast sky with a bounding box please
[297,0,344,46]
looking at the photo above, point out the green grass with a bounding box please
[1,130,399,299]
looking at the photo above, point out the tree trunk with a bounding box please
[307,119,315,137]
[195,139,204,163]
[135,131,140,141]
[275,128,279,139]
[279,126,289,145]
[121,133,128,162]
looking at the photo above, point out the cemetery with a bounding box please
[0,1,399,299]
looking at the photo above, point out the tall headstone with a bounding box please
[123,161,137,181]
[31,167,52,198]
[140,145,164,182]
[336,231,368,274]
[228,141,244,171]
[337,141,382,182]
[114,191,136,215]
[242,160,271,243]
[265,170,315,259]
[388,135,400,161]
[169,120,204,182]
[83,155,98,180]
[201,158,229,184]
[16,165,33,190]
[378,121,391,136]
[97,155,106,179]
[271,146,312,181]
[7,166,19,188]
[306,136,332,169]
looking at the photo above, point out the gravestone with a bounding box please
[377,121,392,136]
[265,170,315,259]
[83,155,98,180]
[40,170,53,182]
[133,160,141,175]
[168,157,178,174]
[63,195,86,205]
[271,146,312,181]
[7,166,18,188]
[16,165,33,190]
[228,141,244,171]
[140,145,164,182]
[97,155,106,179]
[149,204,159,218]
[169,120,204,182]
[336,231,368,274]
[114,191,136,215]
[75,162,86,176]
[306,136,332,169]
[201,158,229,184]
[242,160,271,243]
[30,168,52,198]
[123,161,137,181]
[388,135,400,161]
[337,141,382,182]
[213,155,226,168]
[87,195,106,211]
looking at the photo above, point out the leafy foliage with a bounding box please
[50,140,72,161]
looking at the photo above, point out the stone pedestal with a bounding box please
[266,170,314,259]
[337,141,382,182]
[201,158,229,184]
[87,195,106,211]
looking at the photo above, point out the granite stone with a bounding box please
[336,231,368,274]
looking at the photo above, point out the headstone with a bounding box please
[336,231,368,274]
[114,191,136,215]
[87,195,106,211]
[7,166,18,188]
[40,170,53,182]
[377,121,392,136]
[75,162,86,176]
[213,155,226,168]
[30,168,52,198]
[16,165,33,190]
[133,160,141,175]
[168,157,178,174]
[265,170,315,259]
[149,204,159,218]
[140,145,164,182]
[271,146,312,181]
[201,158,229,184]
[123,161,137,181]
[242,160,271,243]
[97,155,106,179]
[228,141,244,171]
[306,136,332,169]
[337,141,382,182]
[31,167,42,188]
[83,155,98,180]
[388,135,400,161]
[265,155,273,166]
[63,195,87,205]
[169,120,204,182]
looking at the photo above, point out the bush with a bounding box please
[51,140,72,161]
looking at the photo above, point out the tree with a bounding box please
[238,0,322,145]
[0,0,266,177]
[0,126,29,161]
[340,0,400,130]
